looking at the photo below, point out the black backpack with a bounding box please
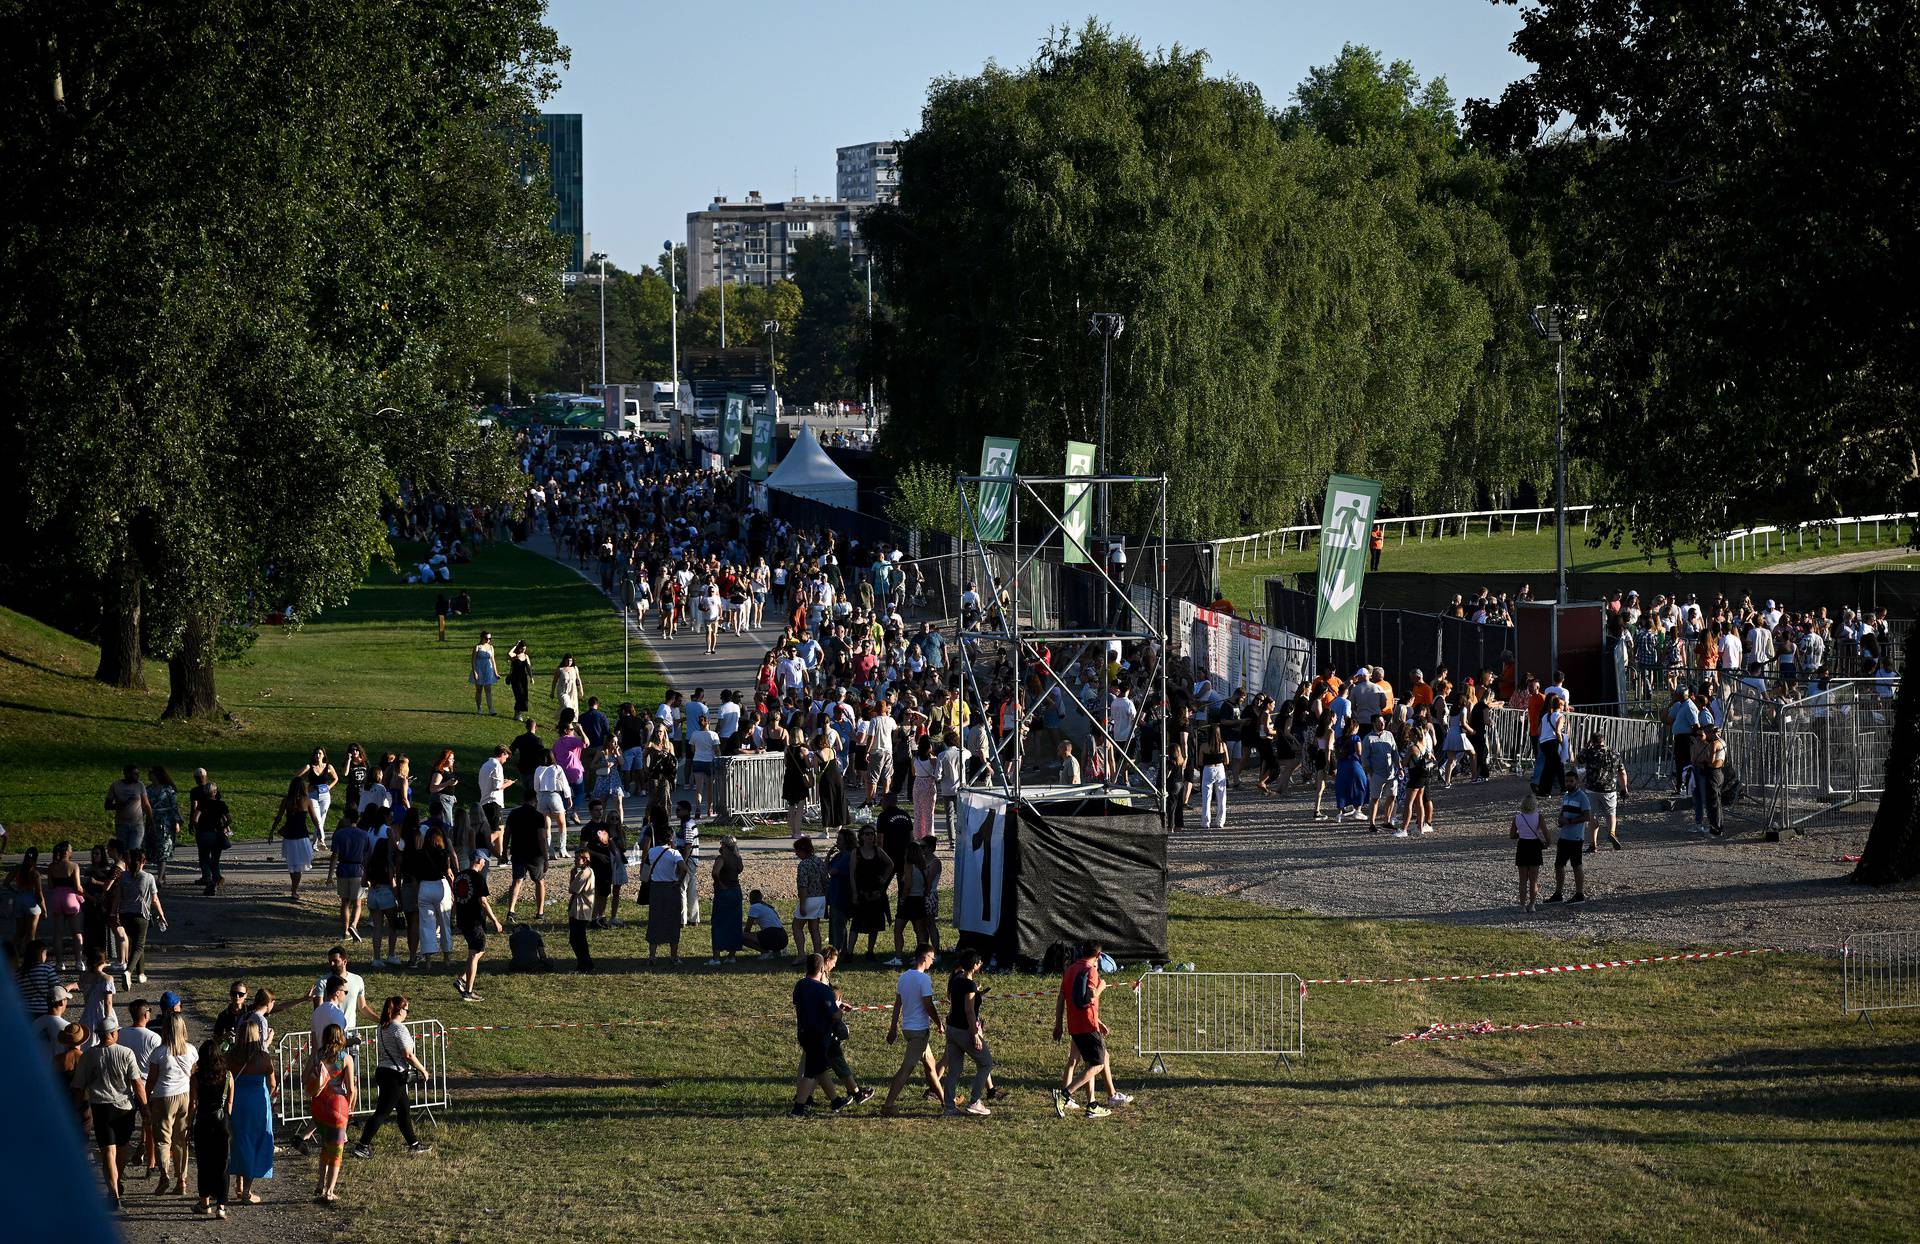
[508,923,551,973]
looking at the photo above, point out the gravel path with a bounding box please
[1753,546,1908,574]
[1165,770,1914,954]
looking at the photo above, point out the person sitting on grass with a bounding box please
[744,891,790,959]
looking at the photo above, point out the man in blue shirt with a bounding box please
[791,954,871,1116]
[329,810,375,943]
[914,623,946,674]
[578,696,611,774]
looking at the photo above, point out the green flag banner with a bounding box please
[976,436,1020,542]
[1062,439,1095,563]
[749,407,776,481]
[722,393,746,460]
[1313,473,1382,642]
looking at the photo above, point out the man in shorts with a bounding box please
[881,944,944,1115]
[72,1011,147,1209]
[452,853,504,1002]
[1577,732,1628,851]
[330,811,373,941]
[1053,942,1117,1119]
[503,787,550,920]
[477,743,513,856]
[790,952,872,1116]
[1546,775,1590,904]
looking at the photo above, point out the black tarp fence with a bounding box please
[1008,798,1168,967]
[1264,581,1516,684]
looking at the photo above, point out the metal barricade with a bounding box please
[273,1019,450,1127]
[1135,970,1304,1073]
[1485,707,1532,775]
[714,752,789,818]
[1488,706,1665,789]
[1721,683,1890,832]
[1843,931,1920,1024]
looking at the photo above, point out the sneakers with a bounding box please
[1568,894,1587,904]
[1084,1104,1113,1119]
[350,1144,373,1160]
[964,1100,991,1116]
[1690,823,1709,835]
[407,1142,431,1155]
[136,973,148,985]
[1052,1089,1070,1117]
[884,956,904,967]
[1392,829,1409,838]
[850,1087,875,1106]
[830,1096,852,1112]
[1107,1093,1133,1106]
[1543,893,1564,903]
[789,1104,812,1118]
[1419,826,1433,835]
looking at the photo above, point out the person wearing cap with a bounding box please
[72,1010,148,1210]
[35,984,72,1055]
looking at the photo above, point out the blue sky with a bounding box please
[542,0,1532,266]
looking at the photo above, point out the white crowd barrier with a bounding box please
[1135,970,1305,1073]
[273,1019,450,1127]
[1843,930,1920,1024]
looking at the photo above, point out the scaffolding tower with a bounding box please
[953,470,1171,823]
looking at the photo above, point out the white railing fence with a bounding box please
[273,1019,450,1128]
[1135,970,1305,1074]
[1710,512,1916,567]
[1212,506,1597,566]
[1843,930,1920,1024]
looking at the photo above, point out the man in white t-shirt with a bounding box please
[477,744,512,854]
[714,690,742,741]
[866,703,897,801]
[35,988,73,1056]
[119,999,163,1069]
[308,947,374,1029]
[311,976,350,1044]
[881,944,944,1114]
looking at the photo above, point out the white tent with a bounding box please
[763,425,858,509]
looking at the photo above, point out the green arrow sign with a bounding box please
[722,393,746,459]
[976,436,1019,542]
[1312,473,1382,642]
[1062,439,1095,563]
[750,407,776,480]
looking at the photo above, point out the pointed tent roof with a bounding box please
[763,426,858,506]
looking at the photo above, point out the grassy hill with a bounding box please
[0,541,655,853]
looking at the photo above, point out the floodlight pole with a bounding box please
[1091,312,1125,777]
[1532,302,1586,683]
[592,251,608,389]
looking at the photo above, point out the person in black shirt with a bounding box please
[580,802,616,928]
[789,953,870,1117]
[942,950,993,1116]
[210,980,254,1046]
[510,721,546,783]
[503,789,550,920]
[452,855,502,1002]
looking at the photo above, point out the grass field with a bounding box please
[0,542,658,852]
[1217,523,1916,615]
[195,888,1918,1244]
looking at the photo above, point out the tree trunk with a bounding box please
[1852,651,1918,885]
[93,544,145,689]
[162,610,222,720]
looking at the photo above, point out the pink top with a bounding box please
[1513,811,1543,841]
[553,735,586,786]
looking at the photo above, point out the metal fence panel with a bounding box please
[1135,971,1304,1073]
[1844,930,1920,1019]
[1486,706,1665,789]
[714,752,789,818]
[274,1019,450,1127]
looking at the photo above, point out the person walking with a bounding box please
[1577,732,1629,851]
[144,1012,198,1196]
[120,849,165,985]
[505,641,533,720]
[550,654,585,720]
[881,944,945,1115]
[470,632,500,715]
[942,950,994,1117]
[270,776,314,901]
[1510,792,1547,911]
[73,1012,147,1210]
[106,765,152,859]
[303,1023,355,1204]
[1534,693,1569,795]
[145,766,182,883]
[567,847,596,972]
[352,996,432,1158]
[1052,944,1116,1119]
[300,748,340,849]
[789,953,871,1117]
[191,1037,233,1218]
[452,853,504,1001]
[1197,724,1229,829]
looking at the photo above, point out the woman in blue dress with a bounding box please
[145,765,182,884]
[1334,721,1370,821]
[470,630,500,715]
[227,1036,276,1203]
[707,837,745,964]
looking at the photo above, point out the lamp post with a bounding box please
[1088,311,1126,775]
[663,240,679,410]
[1529,302,1588,679]
[865,253,875,428]
[590,251,609,390]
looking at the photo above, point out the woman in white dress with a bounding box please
[550,654,584,722]
[1440,695,1471,788]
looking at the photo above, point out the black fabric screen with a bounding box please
[1007,798,1168,966]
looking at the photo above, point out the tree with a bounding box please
[884,462,969,538]
[785,236,868,406]
[684,281,802,376]
[1468,0,1919,881]
[865,26,1554,536]
[0,0,565,716]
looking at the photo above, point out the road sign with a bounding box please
[1313,473,1382,642]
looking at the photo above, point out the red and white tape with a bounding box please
[1302,946,1777,990]
[1391,1018,1586,1044]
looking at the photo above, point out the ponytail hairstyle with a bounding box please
[379,995,408,1028]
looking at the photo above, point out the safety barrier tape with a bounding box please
[1392,1019,1586,1045]
[441,986,1068,1035]
[1300,946,1777,990]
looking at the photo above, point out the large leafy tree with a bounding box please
[0,0,564,715]
[1469,0,1918,882]
[785,236,869,406]
[866,26,1553,536]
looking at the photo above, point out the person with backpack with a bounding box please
[1052,943,1117,1119]
[303,1022,356,1204]
[789,952,872,1117]
[451,854,503,1002]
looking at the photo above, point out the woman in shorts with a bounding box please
[792,836,829,960]
[1510,792,1547,911]
[304,1023,356,1204]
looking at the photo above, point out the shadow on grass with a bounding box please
[0,698,157,726]
[0,646,91,681]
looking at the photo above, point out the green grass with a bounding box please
[194,889,1915,1243]
[1217,523,1915,615]
[0,542,659,851]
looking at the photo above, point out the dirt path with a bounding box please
[1752,546,1909,574]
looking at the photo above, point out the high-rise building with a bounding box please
[836,141,899,204]
[686,192,872,300]
[534,113,584,273]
